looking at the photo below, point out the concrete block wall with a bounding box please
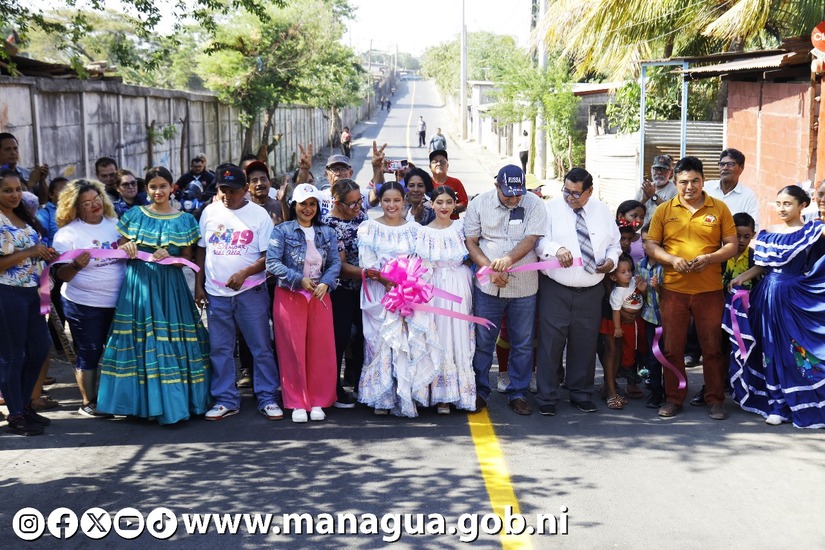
[0,76,371,182]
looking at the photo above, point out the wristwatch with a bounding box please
[651,194,659,202]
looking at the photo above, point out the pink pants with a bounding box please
[273,287,336,410]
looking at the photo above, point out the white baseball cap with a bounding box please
[291,183,321,205]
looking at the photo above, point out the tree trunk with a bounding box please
[259,104,279,159]
[242,125,255,158]
[329,106,342,148]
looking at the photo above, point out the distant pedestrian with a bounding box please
[386,99,391,113]
[518,130,530,174]
[341,126,352,159]
[417,116,427,147]
[429,129,447,152]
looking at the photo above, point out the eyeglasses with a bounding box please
[430,160,447,167]
[119,181,137,188]
[718,161,737,168]
[80,195,103,209]
[561,187,588,199]
[327,165,350,174]
[343,199,361,210]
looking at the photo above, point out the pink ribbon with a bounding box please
[377,256,495,330]
[40,248,199,315]
[210,277,266,290]
[476,258,583,285]
[728,288,751,361]
[652,326,687,390]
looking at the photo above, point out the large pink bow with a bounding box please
[374,256,495,330]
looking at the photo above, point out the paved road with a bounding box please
[3,80,825,549]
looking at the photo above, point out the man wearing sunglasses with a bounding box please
[534,168,621,416]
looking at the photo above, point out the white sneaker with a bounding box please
[291,409,308,423]
[529,373,538,394]
[765,414,785,426]
[310,407,326,421]
[259,403,284,420]
[204,405,239,421]
[497,372,510,393]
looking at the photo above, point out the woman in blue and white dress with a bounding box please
[726,185,825,428]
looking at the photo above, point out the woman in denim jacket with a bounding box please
[266,184,341,423]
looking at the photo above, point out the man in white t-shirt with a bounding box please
[195,163,283,421]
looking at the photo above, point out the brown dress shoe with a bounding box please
[658,402,682,417]
[509,397,533,416]
[708,403,729,420]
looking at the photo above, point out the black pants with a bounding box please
[331,286,364,387]
[418,131,426,147]
[341,142,351,159]
[519,151,529,173]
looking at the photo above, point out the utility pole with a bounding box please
[368,40,373,120]
[459,0,468,140]
[534,0,548,179]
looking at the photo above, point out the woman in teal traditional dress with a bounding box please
[97,166,210,424]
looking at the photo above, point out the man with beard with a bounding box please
[637,154,676,225]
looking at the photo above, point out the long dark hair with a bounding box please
[288,199,322,226]
[377,181,406,200]
[0,170,45,236]
[777,184,811,208]
[144,166,174,186]
[404,168,434,194]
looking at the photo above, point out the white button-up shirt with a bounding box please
[535,196,621,288]
[704,180,760,231]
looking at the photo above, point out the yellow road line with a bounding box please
[405,81,416,160]
[469,408,533,549]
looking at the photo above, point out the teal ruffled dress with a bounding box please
[98,206,211,424]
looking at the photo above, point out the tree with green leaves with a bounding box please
[539,0,823,79]
[199,0,363,157]
[19,9,206,90]
[421,32,526,96]
[2,0,282,72]
[490,56,582,178]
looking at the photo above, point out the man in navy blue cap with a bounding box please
[464,164,547,415]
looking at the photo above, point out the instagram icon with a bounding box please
[13,507,45,541]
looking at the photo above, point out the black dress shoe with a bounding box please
[509,397,533,415]
[645,390,665,409]
[690,386,706,406]
[571,400,597,413]
[24,406,51,426]
[7,415,45,436]
[538,404,556,416]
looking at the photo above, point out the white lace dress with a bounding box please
[415,221,476,410]
[357,219,443,416]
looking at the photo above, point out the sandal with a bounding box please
[43,376,57,386]
[626,384,644,399]
[606,394,625,410]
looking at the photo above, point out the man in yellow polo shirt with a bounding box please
[646,156,737,420]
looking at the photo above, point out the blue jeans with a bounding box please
[206,285,280,410]
[62,298,115,371]
[472,287,536,401]
[0,285,49,417]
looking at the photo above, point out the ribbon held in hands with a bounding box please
[476,257,583,285]
[39,248,199,315]
[652,326,688,390]
[377,256,496,330]
[727,288,752,362]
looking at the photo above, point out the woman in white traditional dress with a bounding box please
[415,185,476,414]
[358,181,441,416]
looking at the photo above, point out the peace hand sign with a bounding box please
[371,141,387,168]
[298,143,314,171]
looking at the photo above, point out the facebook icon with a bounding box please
[47,508,79,539]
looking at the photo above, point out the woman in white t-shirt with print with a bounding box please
[53,179,126,417]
